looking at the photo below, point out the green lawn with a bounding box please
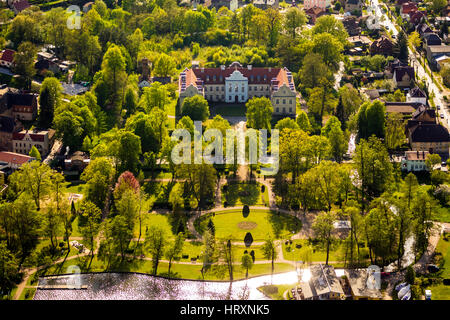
[38,254,294,282]
[427,284,450,300]
[282,239,345,263]
[222,183,267,206]
[194,209,302,241]
[432,205,450,223]
[133,212,174,239]
[211,103,247,117]
[435,234,450,279]
[65,183,85,195]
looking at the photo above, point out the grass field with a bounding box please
[282,239,345,263]
[210,103,247,117]
[38,254,294,282]
[133,212,174,239]
[435,234,450,279]
[194,209,302,241]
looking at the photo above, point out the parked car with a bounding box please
[440,113,444,119]
[437,105,440,110]
[427,264,440,273]
[442,161,447,167]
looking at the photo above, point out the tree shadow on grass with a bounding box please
[268,212,302,239]
[224,183,260,206]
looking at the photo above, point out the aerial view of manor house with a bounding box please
[179,62,297,115]
[0,0,449,305]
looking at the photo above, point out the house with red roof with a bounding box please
[400,2,418,19]
[12,129,55,157]
[179,62,297,116]
[305,6,326,24]
[0,151,34,171]
[8,0,31,15]
[0,49,15,69]
[409,10,425,25]
[370,36,394,56]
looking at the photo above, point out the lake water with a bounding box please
[33,271,301,300]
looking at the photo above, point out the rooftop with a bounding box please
[0,151,33,165]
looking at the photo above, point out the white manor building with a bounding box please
[178,62,297,116]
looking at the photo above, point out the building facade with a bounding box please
[179,62,297,116]
[12,129,55,157]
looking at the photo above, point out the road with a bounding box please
[371,0,450,130]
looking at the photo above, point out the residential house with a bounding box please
[393,66,415,88]
[416,23,433,38]
[0,116,22,152]
[408,122,450,159]
[401,150,429,171]
[64,151,90,173]
[300,264,345,300]
[12,129,55,157]
[344,269,383,300]
[385,101,423,118]
[347,35,371,49]
[406,86,427,105]
[363,89,380,101]
[423,33,443,49]
[303,0,330,10]
[179,62,297,116]
[8,0,31,14]
[400,2,418,20]
[345,0,362,13]
[343,16,362,36]
[370,36,394,56]
[0,90,38,121]
[305,6,326,24]
[409,10,425,25]
[425,44,450,69]
[0,49,15,69]
[0,151,34,171]
[434,54,450,70]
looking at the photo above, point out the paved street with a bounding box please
[372,0,450,131]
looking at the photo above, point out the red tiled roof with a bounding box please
[13,130,46,142]
[12,0,31,12]
[401,2,418,14]
[305,6,325,16]
[0,151,32,165]
[0,49,15,63]
[409,11,425,24]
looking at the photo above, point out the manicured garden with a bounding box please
[194,209,302,241]
[222,182,268,207]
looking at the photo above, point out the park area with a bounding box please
[425,232,450,299]
[194,208,302,241]
[222,182,269,207]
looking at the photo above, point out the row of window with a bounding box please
[275,99,294,105]
[205,85,270,92]
[275,107,293,113]
[15,142,43,149]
